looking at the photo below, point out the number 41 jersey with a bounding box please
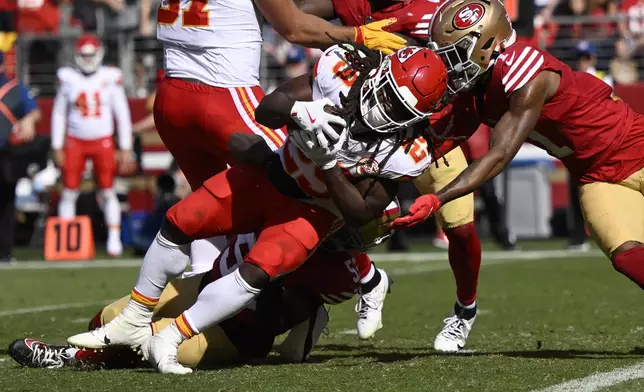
[278,44,433,206]
[475,40,644,184]
[156,0,262,87]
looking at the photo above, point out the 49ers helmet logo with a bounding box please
[453,3,485,30]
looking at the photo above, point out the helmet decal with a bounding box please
[396,47,422,63]
[452,3,485,30]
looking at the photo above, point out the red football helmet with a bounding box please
[360,46,448,133]
[74,34,104,74]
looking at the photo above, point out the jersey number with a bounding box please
[332,62,357,87]
[528,131,573,159]
[158,0,209,27]
[401,137,428,164]
[75,92,101,118]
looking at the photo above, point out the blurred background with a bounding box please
[3,0,641,258]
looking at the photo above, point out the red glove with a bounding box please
[391,194,442,229]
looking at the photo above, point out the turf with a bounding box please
[0,245,642,392]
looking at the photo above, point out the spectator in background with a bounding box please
[577,40,613,86]
[0,51,41,262]
[619,0,644,46]
[16,0,60,34]
[0,0,16,53]
[610,38,639,84]
[73,0,155,33]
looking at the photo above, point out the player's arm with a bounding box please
[435,72,555,205]
[50,85,68,166]
[324,170,398,227]
[110,78,134,170]
[255,73,313,129]
[293,0,336,20]
[255,0,406,52]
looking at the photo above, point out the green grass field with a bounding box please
[1,242,643,392]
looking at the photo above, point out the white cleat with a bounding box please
[433,314,476,353]
[107,236,123,257]
[356,269,392,340]
[67,315,152,350]
[142,333,192,375]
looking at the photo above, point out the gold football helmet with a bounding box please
[428,0,514,93]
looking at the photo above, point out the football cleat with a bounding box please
[433,309,477,352]
[67,315,152,349]
[142,331,192,375]
[107,234,123,258]
[9,339,77,369]
[432,232,449,250]
[356,269,392,339]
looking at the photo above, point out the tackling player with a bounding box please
[395,0,644,307]
[11,204,399,370]
[67,45,450,374]
[295,0,484,350]
[51,34,133,257]
[152,0,409,274]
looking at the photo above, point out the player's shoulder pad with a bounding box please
[99,66,124,86]
[496,42,546,95]
[56,67,78,85]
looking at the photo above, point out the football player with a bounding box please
[295,0,484,350]
[395,0,644,308]
[51,34,133,257]
[10,203,399,370]
[67,45,450,374]
[152,0,408,274]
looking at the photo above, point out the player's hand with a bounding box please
[290,99,346,142]
[116,150,136,174]
[391,194,442,229]
[10,122,35,144]
[290,128,347,170]
[52,150,65,168]
[354,18,407,55]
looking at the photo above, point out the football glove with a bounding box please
[290,99,346,142]
[290,127,347,170]
[354,18,407,55]
[391,194,442,229]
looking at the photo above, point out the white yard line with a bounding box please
[0,300,113,318]
[535,361,644,392]
[0,250,603,271]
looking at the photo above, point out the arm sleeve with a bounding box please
[17,83,37,119]
[111,82,133,150]
[50,87,68,150]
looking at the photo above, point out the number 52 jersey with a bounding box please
[278,44,434,205]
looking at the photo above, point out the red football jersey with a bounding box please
[473,41,644,183]
[332,0,443,41]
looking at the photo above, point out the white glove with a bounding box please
[290,128,347,170]
[290,99,346,142]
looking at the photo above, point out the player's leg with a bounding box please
[58,137,84,219]
[354,252,392,339]
[579,170,644,288]
[67,165,269,350]
[187,236,228,277]
[415,147,481,352]
[146,198,337,374]
[90,137,122,257]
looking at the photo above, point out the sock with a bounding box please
[612,247,644,289]
[182,269,260,333]
[156,320,188,348]
[355,252,374,281]
[454,300,477,320]
[189,236,227,275]
[119,296,155,326]
[58,188,79,219]
[360,265,382,294]
[101,189,121,242]
[445,222,482,306]
[133,232,190,299]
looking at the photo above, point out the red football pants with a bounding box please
[62,136,115,189]
[165,164,339,278]
[153,77,286,190]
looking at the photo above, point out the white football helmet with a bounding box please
[74,34,104,74]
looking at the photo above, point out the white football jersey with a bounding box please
[51,66,132,150]
[157,0,263,87]
[278,45,433,211]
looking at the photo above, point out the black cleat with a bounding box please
[9,339,75,369]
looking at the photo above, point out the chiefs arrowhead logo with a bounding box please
[396,47,421,63]
[453,4,485,30]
